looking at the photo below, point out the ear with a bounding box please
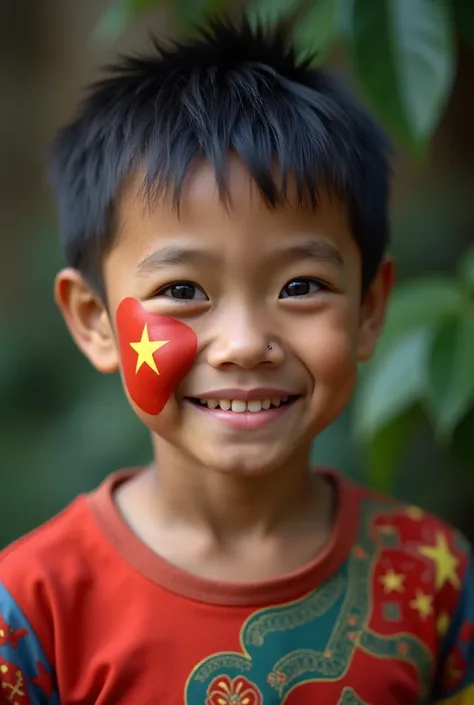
[357,256,396,362]
[54,268,120,374]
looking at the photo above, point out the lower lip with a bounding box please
[188,401,297,430]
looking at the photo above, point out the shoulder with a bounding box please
[331,471,472,576]
[0,469,134,585]
[352,480,472,615]
[0,493,100,659]
[350,482,474,697]
[355,482,470,557]
[0,495,99,703]
[1,492,97,577]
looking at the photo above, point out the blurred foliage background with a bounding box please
[1,0,473,549]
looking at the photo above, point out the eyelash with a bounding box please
[154,277,328,302]
[279,278,328,298]
[155,281,208,302]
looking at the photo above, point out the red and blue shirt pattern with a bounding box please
[0,470,473,704]
[0,584,58,704]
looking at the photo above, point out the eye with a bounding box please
[279,278,326,298]
[156,282,208,301]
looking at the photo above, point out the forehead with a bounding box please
[113,155,358,264]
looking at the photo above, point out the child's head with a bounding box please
[52,19,394,477]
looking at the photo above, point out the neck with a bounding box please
[147,438,328,541]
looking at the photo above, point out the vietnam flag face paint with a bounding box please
[116,297,198,415]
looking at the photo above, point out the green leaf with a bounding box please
[362,404,422,492]
[174,0,226,26]
[295,0,342,61]
[452,0,474,47]
[458,246,474,297]
[247,0,296,27]
[354,328,431,440]
[349,0,455,150]
[426,311,474,439]
[452,406,474,481]
[92,0,161,43]
[378,276,463,354]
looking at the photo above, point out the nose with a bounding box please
[206,305,284,370]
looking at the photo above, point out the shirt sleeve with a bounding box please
[0,582,60,705]
[432,551,474,704]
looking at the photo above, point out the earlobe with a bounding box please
[54,268,120,374]
[357,256,396,362]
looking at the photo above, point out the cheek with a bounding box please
[125,394,178,438]
[130,396,197,449]
[116,297,197,416]
[299,307,359,387]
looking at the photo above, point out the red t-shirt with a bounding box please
[0,469,473,704]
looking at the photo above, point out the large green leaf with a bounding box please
[174,0,227,26]
[362,404,422,492]
[295,0,342,62]
[426,311,474,439]
[459,246,474,297]
[93,0,161,42]
[247,0,297,27]
[452,406,474,482]
[377,276,463,355]
[354,327,431,440]
[452,0,474,47]
[349,0,455,149]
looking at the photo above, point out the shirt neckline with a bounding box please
[87,468,360,606]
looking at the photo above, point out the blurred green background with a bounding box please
[1,0,473,549]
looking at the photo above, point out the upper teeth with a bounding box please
[199,398,288,412]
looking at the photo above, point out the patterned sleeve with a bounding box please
[0,582,60,704]
[432,550,474,704]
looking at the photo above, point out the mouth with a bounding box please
[186,395,300,413]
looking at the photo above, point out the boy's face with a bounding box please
[56,156,393,477]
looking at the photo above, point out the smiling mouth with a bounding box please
[187,396,300,413]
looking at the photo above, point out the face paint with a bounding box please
[116,297,197,415]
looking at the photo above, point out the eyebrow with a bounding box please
[136,238,344,277]
[272,240,344,268]
[136,246,217,276]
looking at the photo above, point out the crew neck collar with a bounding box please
[88,468,359,606]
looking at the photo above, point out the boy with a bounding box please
[0,17,472,705]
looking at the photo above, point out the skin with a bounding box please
[55,155,394,582]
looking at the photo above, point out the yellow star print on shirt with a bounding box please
[129,324,168,374]
[436,611,451,637]
[410,590,433,620]
[434,686,474,705]
[379,569,405,594]
[418,532,461,591]
[405,506,424,521]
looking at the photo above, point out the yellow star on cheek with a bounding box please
[418,532,460,591]
[410,590,433,620]
[129,324,168,374]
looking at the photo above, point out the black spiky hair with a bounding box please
[49,16,391,298]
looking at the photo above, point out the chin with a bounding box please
[212,462,278,478]
[203,445,295,478]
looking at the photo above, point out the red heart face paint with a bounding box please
[116,297,198,415]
